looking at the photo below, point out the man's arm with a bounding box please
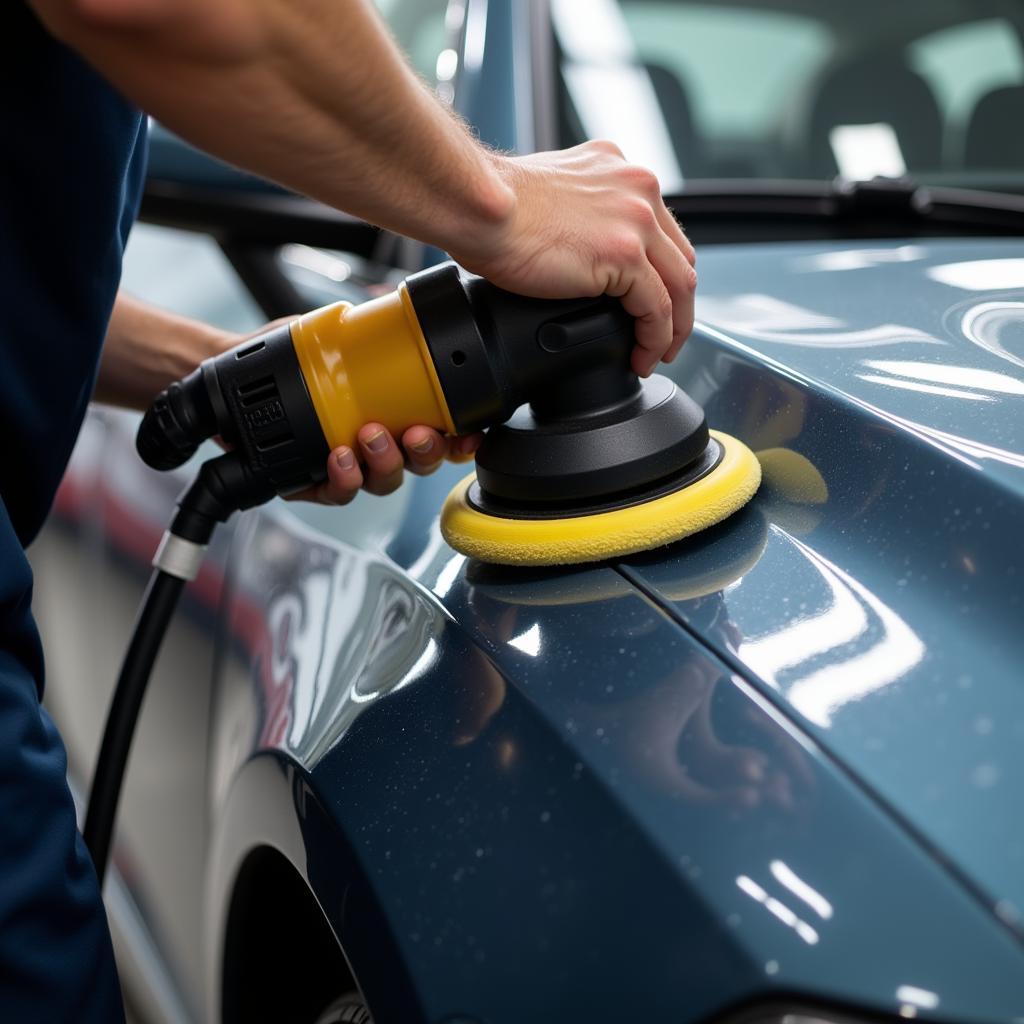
[31,0,695,377]
[95,293,232,410]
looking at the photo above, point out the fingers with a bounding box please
[312,443,367,505]
[297,425,406,505]
[596,179,695,376]
[654,203,697,364]
[617,225,695,374]
[402,425,447,475]
[403,427,484,472]
[608,256,674,378]
[655,202,696,268]
[357,424,405,495]
[448,432,484,463]
[647,230,696,365]
[293,426,485,506]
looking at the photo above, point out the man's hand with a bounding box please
[450,142,697,378]
[293,424,481,506]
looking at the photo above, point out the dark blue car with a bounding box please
[31,1,1024,1022]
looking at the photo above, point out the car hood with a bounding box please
[624,238,1024,937]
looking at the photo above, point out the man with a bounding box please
[4,1,696,1019]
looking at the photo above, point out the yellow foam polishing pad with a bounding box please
[440,430,762,567]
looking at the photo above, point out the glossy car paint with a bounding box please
[634,238,1024,932]
[188,238,1023,1024]
[27,0,1024,1020]
[205,461,1024,1024]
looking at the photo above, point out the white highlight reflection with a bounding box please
[436,48,459,82]
[736,875,820,945]
[698,296,937,348]
[928,258,1024,291]
[863,359,1024,396]
[830,122,907,180]
[463,0,487,71]
[856,397,1024,472]
[771,860,834,920]
[961,301,1024,370]
[700,294,841,331]
[281,244,351,283]
[432,553,466,598]
[744,551,867,682]
[508,623,541,657]
[785,539,925,728]
[857,374,995,402]
[551,0,633,61]
[896,986,940,1010]
[797,246,926,273]
[394,638,439,694]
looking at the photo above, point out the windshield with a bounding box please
[552,0,1024,195]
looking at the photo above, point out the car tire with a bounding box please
[314,993,373,1024]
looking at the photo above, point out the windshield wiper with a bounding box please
[665,178,1024,244]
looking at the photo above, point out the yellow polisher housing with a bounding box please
[441,430,762,567]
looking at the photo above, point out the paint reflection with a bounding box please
[743,535,924,728]
[226,513,456,766]
[859,358,1024,400]
[736,873,819,945]
[795,245,926,273]
[927,257,1024,291]
[466,513,812,814]
[698,294,937,347]
[960,300,1024,371]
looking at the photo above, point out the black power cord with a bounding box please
[84,452,274,885]
[82,569,185,881]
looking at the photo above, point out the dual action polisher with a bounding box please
[136,260,761,565]
[84,261,760,882]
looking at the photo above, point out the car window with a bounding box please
[375,0,450,84]
[909,18,1024,155]
[554,0,1024,194]
[623,3,832,141]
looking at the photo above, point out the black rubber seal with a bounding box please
[466,436,724,520]
[473,375,710,505]
[404,263,506,433]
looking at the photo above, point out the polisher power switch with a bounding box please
[538,310,626,353]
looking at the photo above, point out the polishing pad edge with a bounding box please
[440,429,762,567]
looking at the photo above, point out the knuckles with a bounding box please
[587,138,625,159]
[624,196,658,230]
[605,232,646,266]
[654,290,674,323]
[622,163,661,200]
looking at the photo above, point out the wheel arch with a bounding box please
[220,845,357,1024]
[206,753,423,1024]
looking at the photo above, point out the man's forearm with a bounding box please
[34,0,697,384]
[31,0,513,255]
[95,293,229,410]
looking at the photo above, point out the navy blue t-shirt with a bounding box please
[0,8,146,1019]
[1,3,146,692]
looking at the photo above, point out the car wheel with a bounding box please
[314,993,373,1024]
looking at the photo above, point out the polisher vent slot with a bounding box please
[235,340,266,360]
[237,376,278,409]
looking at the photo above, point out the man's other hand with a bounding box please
[293,425,482,506]
[451,141,697,379]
